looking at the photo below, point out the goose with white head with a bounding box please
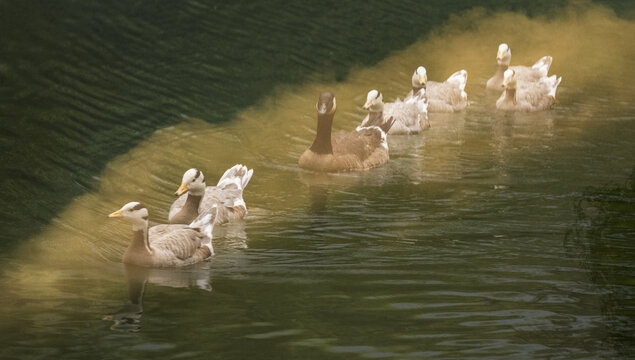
[358,88,429,135]
[408,66,468,113]
[298,92,394,172]
[109,202,216,267]
[496,69,562,111]
[486,43,553,90]
[169,165,253,225]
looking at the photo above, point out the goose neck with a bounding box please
[131,221,152,255]
[497,64,509,76]
[184,193,202,210]
[367,110,384,125]
[505,87,517,104]
[310,114,334,154]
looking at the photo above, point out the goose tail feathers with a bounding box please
[189,206,218,255]
[217,164,254,191]
[446,69,468,91]
[379,116,397,134]
[548,75,562,98]
[532,56,553,77]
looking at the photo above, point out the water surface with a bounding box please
[1,2,635,359]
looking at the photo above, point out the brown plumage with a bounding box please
[298,92,393,172]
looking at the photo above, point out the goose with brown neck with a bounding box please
[358,89,428,135]
[298,92,394,172]
[409,66,468,113]
[486,43,553,90]
[496,69,562,111]
[109,202,216,267]
[169,165,253,225]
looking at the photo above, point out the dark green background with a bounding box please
[0,0,630,246]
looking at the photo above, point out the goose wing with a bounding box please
[332,128,385,161]
[531,56,552,77]
[511,66,545,83]
[149,224,209,263]
[384,100,427,133]
[200,186,246,224]
[428,81,466,105]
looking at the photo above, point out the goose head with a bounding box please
[109,202,149,230]
[316,92,336,116]
[497,43,512,66]
[363,89,384,112]
[412,66,427,88]
[175,168,206,196]
[502,69,517,89]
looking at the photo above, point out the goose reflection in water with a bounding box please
[212,221,249,249]
[298,167,392,215]
[103,264,212,332]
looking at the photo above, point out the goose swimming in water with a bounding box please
[408,66,468,113]
[298,92,395,172]
[496,69,562,112]
[358,88,429,135]
[486,43,552,91]
[109,202,216,267]
[169,165,253,225]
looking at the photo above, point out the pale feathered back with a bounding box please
[420,68,469,113]
[496,69,562,111]
[358,89,428,135]
[169,165,253,225]
[486,43,553,90]
[109,202,216,267]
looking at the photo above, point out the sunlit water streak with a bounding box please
[1,3,634,359]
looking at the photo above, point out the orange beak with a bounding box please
[108,209,123,218]
[175,182,189,196]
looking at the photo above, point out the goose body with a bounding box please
[298,92,394,172]
[169,165,253,225]
[109,202,216,267]
[496,69,562,112]
[408,67,468,113]
[358,88,429,135]
[486,43,552,90]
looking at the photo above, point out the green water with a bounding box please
[0,0,579,246]
[1,1,635,359]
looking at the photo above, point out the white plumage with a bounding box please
[487,43,553,90]
[358,89,429,135]
[169,165,253,225]
[411,67,468,113]
[496,69,562,111]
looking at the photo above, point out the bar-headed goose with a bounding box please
[486,43,552,90]
[298,92,395,172]
[496,69,562,111]
[411,66,468,113]
[358,88,429,135]
[109,202,216,267]
[169,165,253,225]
